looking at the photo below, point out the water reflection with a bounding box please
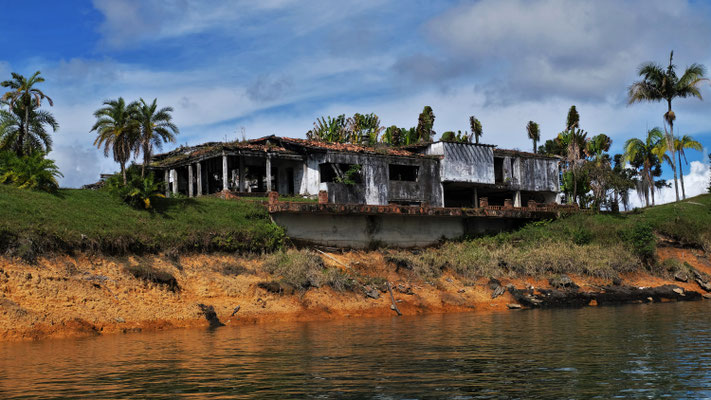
[1,302,710,399]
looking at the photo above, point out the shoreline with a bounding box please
[0,246,709,342]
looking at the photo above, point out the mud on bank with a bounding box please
[0,246,709,342]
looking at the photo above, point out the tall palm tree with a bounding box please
[558,128,588,205]
[91,98,140,184]
[469,116,482,144]
[135,98,179,177]
[628,51,707,202]
[1,71,54,156]
[624,127,664,207]
[674,134,703,199]
[526,121,540,153]
[0,101,58,156]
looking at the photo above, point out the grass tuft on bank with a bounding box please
[0,185,284,261]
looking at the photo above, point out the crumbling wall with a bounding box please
[428,142,495,184]
[303,152,442,206]
[515,158,559,192]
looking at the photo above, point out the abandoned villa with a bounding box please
[150,135,561,208]
[146,136,565,248]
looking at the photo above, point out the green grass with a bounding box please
[0,185,284,260]
[388,194,711,281]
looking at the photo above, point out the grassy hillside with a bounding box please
[385,194,711,281]
[0,185,284,261]
[1,183,708,280]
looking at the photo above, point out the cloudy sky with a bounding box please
[1,0,710,202]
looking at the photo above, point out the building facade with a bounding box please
[150,136,560,208]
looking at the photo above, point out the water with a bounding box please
[1,302,710,399]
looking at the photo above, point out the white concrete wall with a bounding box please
[428,142,495,184]
[516,157,559,192]
[272,213,465,248]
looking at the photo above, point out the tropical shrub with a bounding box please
[104,164,165,209]
[623,222,657,263]
[0,151,62,192]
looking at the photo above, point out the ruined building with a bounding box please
[150,135,561,208]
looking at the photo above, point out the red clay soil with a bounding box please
[0,247,708,342]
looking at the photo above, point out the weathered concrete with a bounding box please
[264,156,271,192]
[426,142,495,184]
[271,213,463,248]
[222,153,228,191]
[196,162,202,196]
[271,213,530,248]
[188,164,194,197]
[170,169,178,195]
[268,201,578,248]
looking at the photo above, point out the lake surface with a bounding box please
[1,302,710,399]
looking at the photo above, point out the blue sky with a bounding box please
[1,0,710,203]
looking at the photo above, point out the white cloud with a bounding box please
[90,0,386,48]
[421,0,711,103]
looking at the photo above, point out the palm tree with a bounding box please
[0,101,58,156]
[135,98,179,177]
[674,134,703,199]
[526,121,540,153]
[91,98,140,185]
[558,128,588,205]
[416,106,435,142]
[1,72,53,155]
[469,116,482,144]
[624,127,664,207]
[628,51,708,202]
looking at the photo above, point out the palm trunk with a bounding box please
[646,163,655,206]
[678,150,686,199]
[667,102,680,202]
[533,139,537,154]
[23,105,29,156]
[141,141,148,178]
[121,161,127,185]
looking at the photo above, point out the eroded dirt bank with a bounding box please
[0,246,710,342]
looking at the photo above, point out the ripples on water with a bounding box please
[0,302,710,399]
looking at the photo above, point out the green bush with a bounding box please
[0,151,62,192]
[104,165,165,209]
[623,222,657,263]
[572,227,593,245]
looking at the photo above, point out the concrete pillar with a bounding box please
[188,164,194,197]
[473,187,479,208]
[514,190,522,207]
[318,190,328,204]
[164,169,170,197]
[196,162,202,196]
[239,156,245,192]
[222,153,228,191]
[171,169,178,195]
[265,156,272,192]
